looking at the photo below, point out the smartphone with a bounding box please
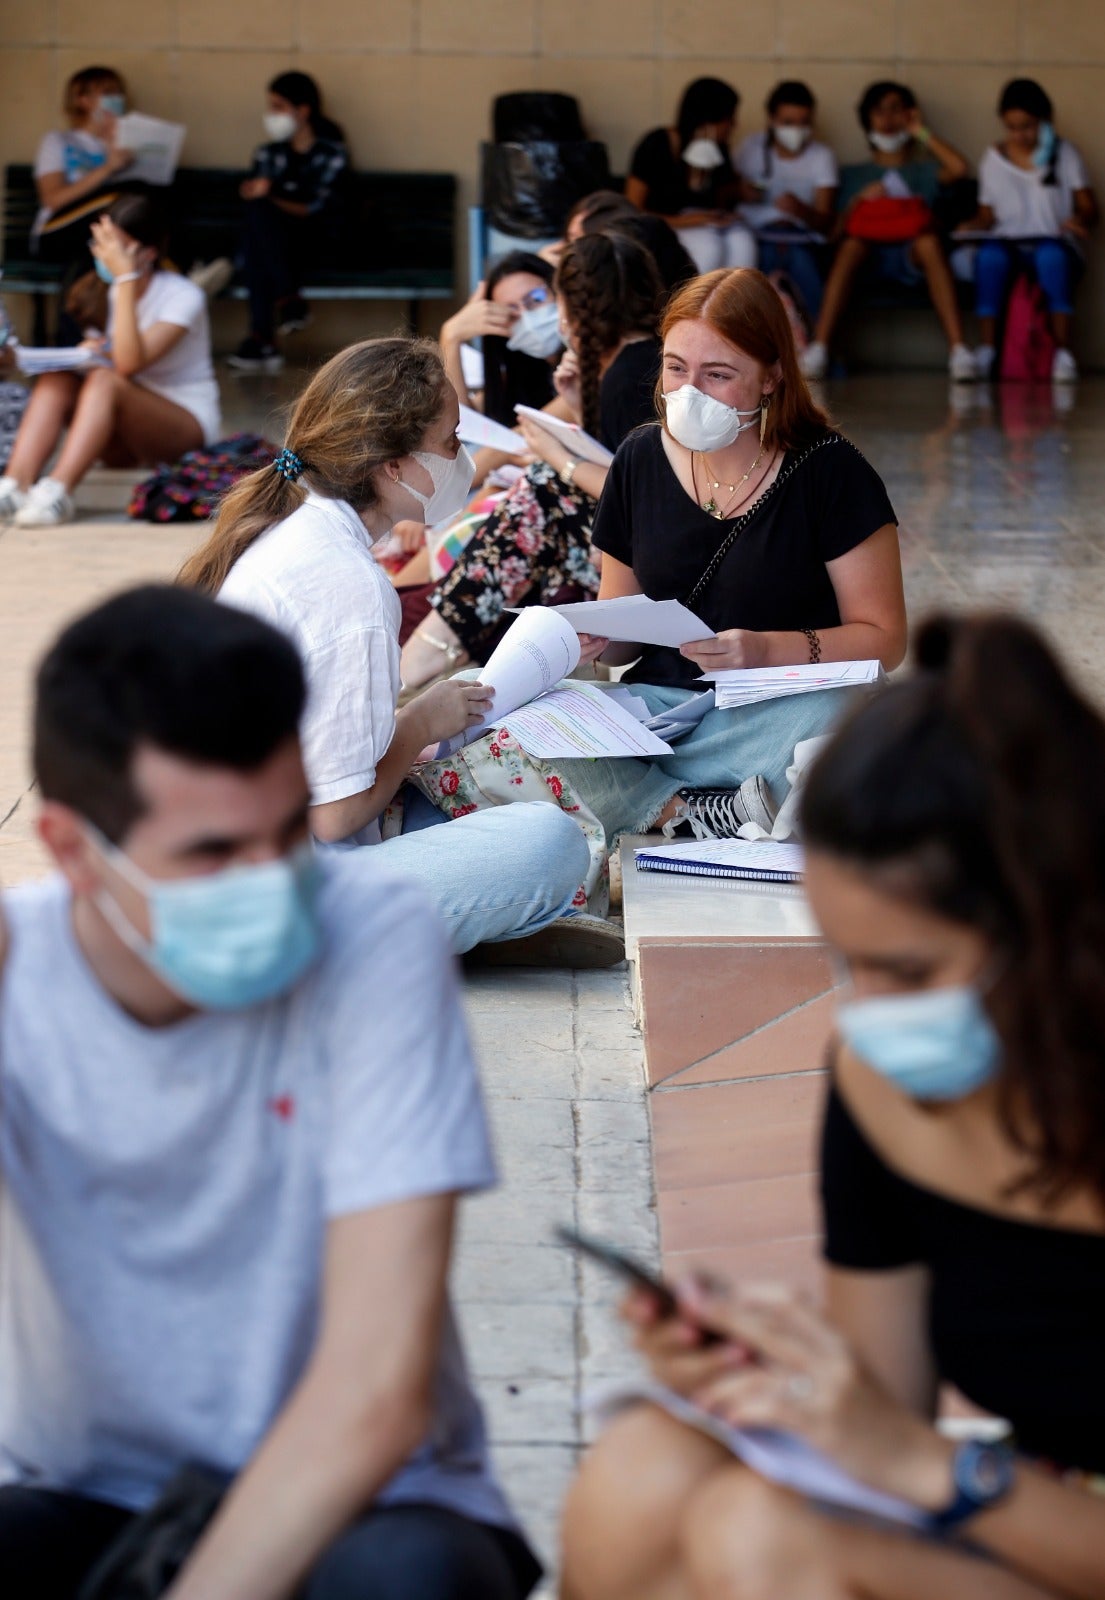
[554,1224,725,1343]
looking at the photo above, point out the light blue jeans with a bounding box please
[553,683,859,842]
[380,798,589,953]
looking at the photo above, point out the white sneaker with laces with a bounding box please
[799,340,827,380]
[973,345,996,382]
[0,474,27,519]
[949,343,976,383]
[1052,348,1079,384]
[13,478,75,527]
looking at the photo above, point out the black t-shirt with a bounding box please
[591,425,896,688]
[598,338,661,450]
[630,126,738,216]
[821,1083,1105,1473]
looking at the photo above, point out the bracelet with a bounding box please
[559,458,579,487]
[801,627,822,664]
[113,271,142,284]
[913,126,932,145]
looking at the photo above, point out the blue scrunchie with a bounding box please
[274,448,305,483]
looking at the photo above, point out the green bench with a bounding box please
[1,164,456,343]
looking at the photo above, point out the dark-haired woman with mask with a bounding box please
[802,82,973,382]
[561,612,1105,1600]
[956,79,1097,384]
[0,195,219,527]
[227,72,349,373]
[736,81,838,321]
[627,78,756,274]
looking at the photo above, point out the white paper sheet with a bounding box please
[13,345,111,375]
[634,838,805,879]
[458,403,527,455]
[502,682,674,759]
[547,595,716,647]
[114,113,185,187]
[473,608,581,734]
[705,660,881,708]
[514,405,614,467]
[590,1383,926,1530]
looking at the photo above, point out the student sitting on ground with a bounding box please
[31,64,134,343]
[226,71,350,374]
[957,78,1098,384]
[561,612,1105,1600]
[400,231,664,691]
[180,337,606,964]
[0,195,220,527]
[735,79,838,323]
[548,265,905,845]
[0,584,542,1600]
[627,78,756,275]
[801,81,975,383]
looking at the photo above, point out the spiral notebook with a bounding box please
[634,839,804,882]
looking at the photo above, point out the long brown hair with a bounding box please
[555,233,662,438]
[802,613,1105,1208]
[179,338,448,594]
[658,268,829,452]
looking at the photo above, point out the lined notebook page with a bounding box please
[634,839,805,881]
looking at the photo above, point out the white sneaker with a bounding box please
[949,343,976,383]
[188,256,234,299]
[973,345,996,382]
[0,474,27,519]
[799,340,827,380]
[1052,347,1079,384]
[13,478,75,527]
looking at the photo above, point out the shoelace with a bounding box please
[662,790,747,842]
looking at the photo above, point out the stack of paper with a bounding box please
[634,839,804,882]
[13,346,110,376]
[706,660,881,709]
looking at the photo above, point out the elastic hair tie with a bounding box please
[274,448,306,483]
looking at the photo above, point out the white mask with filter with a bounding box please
[401,445,476,526]
[774,124,811,154]
[663,384,761,452]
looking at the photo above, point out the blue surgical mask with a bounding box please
[1032,121,1056,170]
[836,984,1001,1101]
[90,831,322,1010]
[94,257,115,285]
[99,94,126,118]
[507,300,563,360]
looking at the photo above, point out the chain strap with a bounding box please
[684,433,842,612]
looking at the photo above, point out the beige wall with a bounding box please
[3,0,1104,365]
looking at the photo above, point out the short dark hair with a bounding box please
[857,80,916,131]
[998,77,1053,124]
[34,585,306,843]
[676,78,740,152]
[106,193,168,255]
[767,80,815,116]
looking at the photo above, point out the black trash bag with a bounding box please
[492,92,585,145]
[481,140,612,240]
[77,1466,227,1599]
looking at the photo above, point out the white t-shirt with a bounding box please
[106,271,221,444]
[218,492,401,845]
[32,128,109,235]
[0,857,515,1531]
[736,133,838,232]
[978,140,1090,241]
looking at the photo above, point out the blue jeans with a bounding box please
[757,234,826,321]
[381,798,589,951]
[975,238,1078,317]
[552,684,858,842]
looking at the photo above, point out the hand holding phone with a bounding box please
[555,1225,727,1345]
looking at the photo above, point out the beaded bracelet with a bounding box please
[801,627,822,664]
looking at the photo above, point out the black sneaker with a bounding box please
[276,295,311,335]
[662,778,778,841]
[226,338,284,374]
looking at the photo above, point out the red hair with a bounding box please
[659,268,830,451]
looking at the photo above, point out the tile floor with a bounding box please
[3,368,1105,1587]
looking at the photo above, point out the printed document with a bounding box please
[514,405,614,467]
[547,594,716,647]
[705,660,881,708]
[114,113,186,187]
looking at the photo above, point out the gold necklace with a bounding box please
[698,444,767,518]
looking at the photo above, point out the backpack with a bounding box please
[128,433,278,523]
[1000,273,1055,382]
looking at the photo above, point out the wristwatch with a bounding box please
[559,458,579,487]
[930,1439,1016,1531]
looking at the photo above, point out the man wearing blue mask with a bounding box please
[0,585,541,1600]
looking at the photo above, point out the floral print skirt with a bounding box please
[429,461,600,663]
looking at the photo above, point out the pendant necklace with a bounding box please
[696,444,767,518]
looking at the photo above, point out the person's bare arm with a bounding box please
[36,141,132,215]
[309,679,493,845]
[955,202,996,234]
[1066,185,1099,239]
[681,523,907,674]
[165,1194,456,1600]
[572,551,645,669]
[774,184,837,233]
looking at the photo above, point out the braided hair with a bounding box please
[554,233,663,439]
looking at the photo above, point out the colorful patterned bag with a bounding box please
[128,433,277,523]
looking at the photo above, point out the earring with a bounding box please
[760,397,769,446]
